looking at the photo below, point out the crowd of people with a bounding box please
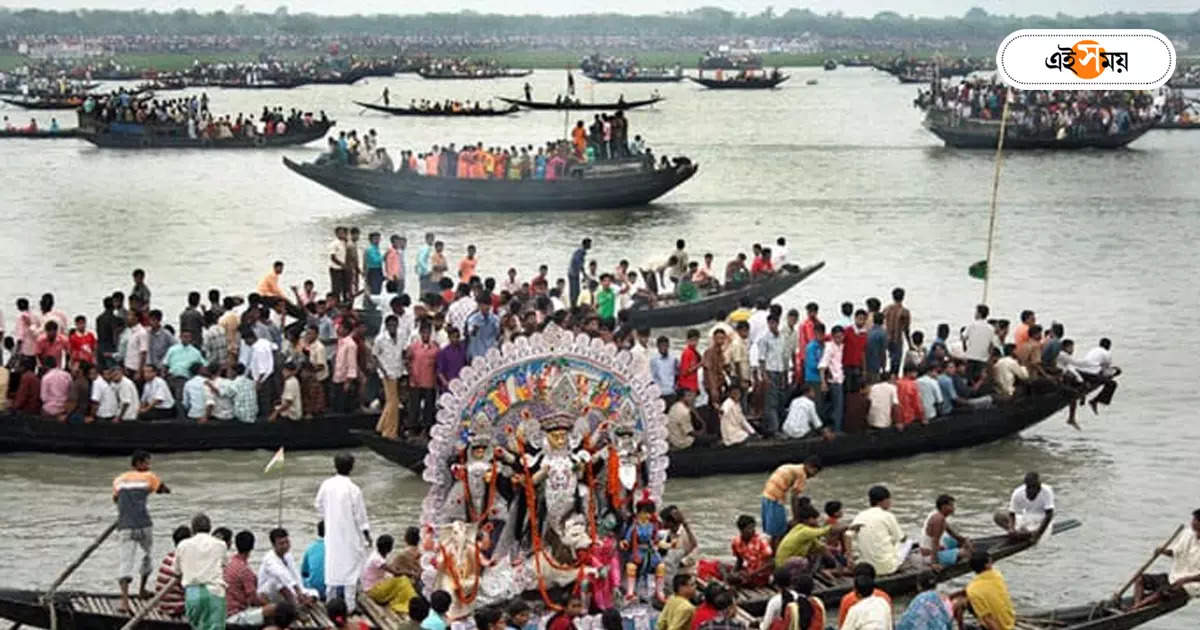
[317,112,659,177]
[579,54,682,78]
[916,78,1157,138]
[1,115,62,133]
[81,91,329,139]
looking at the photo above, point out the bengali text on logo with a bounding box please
[996,29,1175,90]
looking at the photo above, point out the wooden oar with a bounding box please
[1110,524,1184,604]
[118,577,178,630]
[44,519,119,630]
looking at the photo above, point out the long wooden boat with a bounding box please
[729,519,1081,616]
[418,68,533,80]
[353,383,1099,476]
[1153,120,1200,130]
[0,588,333,630]
[79,120,333,149]
[283,156,698,212]
[0,411,373,455]
[0,128,81,139]
[1008,593,1190,630]
[498,96,663,111]
[354,101,520,117]
[626,262,825,329]
[689,75,789,89]
[1,96,87,110]
[924,114,1153,149]
[584,72,683,83]
[208,80,302,90]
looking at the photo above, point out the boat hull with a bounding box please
[497,96,663,111]
[1,97,85,110]
[626,263,825,329]
[584,73,683,83]
[0,129,81,139]
[0,412,373,455]
[417,70,532,80]
[688,76,789,89]
[924,117,1152,149]
[353,385,1096,477]
[355,101,519,117]
[80,121,333,149]
[1012,594,1189,630]
[283,157,698,212]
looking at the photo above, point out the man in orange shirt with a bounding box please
[837,563,892,628]
[895,365,923,428]
[1013,310,1035,347]
[459,245,479,284]
[257,261,288,301]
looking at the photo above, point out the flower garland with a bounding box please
[437,540,484,606]
[458,449,499,525]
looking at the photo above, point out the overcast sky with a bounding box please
[10,0,1198,18]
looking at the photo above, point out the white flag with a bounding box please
[264,447,285,473]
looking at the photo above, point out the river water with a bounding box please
[1,67,1198,628]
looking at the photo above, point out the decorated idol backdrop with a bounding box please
[418,326,670,618]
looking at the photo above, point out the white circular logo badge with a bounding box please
[996,29,1176,90]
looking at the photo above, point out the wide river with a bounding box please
[1,68,1197,628]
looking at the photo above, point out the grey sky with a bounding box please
[9,0,1196,17]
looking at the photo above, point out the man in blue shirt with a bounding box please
[803,322,826,417]
[364,232,385,299]
[865,312,888,379]
[567,238,592,307]
[299,521,326,600]
[649,336,678,408]
[465,295,500,361]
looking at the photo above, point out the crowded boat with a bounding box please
[77,92,331,141]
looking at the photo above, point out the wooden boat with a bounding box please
[1,96,87,110]
[584,72,683,83]
[1154,120,1200,130]
[729,519,1081,616]
[0,588,333,630]
[352,383,1100,477]
[79,120,333,149]
[689,75,789,89]
[924,112,1153,149]
[824,60,838,70]
[625,262,825,329]
[283,156,698,212]
[1008,593,1190,630]
[0,128,81,139]
[0,411,373,455]
[354,101,520,117]
[417,68,533,80]
[209,80,302,90]
[497,96,663,111]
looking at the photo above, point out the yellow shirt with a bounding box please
[762,464,807,501]
[656,594,695,630]
[775,523,831,567]
[966,568,1015,630]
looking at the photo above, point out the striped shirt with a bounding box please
[113,470,161,530]
[762,464,808,502]
[156,552,185,616]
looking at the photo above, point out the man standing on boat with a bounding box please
[415,232,435,299]
[175,513,228,630]
[760,457,822,547]
[114,450,171,614]
[568,238,591,308]
[994,472,1054,543]
[315,453,371,612]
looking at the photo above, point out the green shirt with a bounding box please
[775,523,831,567]
[676,280,699,303]
[596,287,616,319]
[162,343,204,379]
[656,594,695,630]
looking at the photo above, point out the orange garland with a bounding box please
[458,449,500,524]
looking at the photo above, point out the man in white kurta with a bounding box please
[314,453,370,611]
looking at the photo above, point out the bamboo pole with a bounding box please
[1112,524,1185,604]
[981,91,1011,305]
[118,577,178,630]
[45,519,120,630]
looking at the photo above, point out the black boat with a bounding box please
[584,72,683,83]
[353,383,1099,477]
[1154,120,1200,130]
[625,262,825,329]
[689,75,789,89]
[0,588,332,630]
[0,128,81,139]
[283,156,698,212]
[497,96,664,111]
[924,112,1154,149]
[208,80,302,90]
[79,120,334,149]
[0,411,373,455]
[355,101,520,117]
[727,519,1081,616]
[823,60,838,70]
[1006,593,1190,630]
[2,96,88,110]
[417,68,533,80]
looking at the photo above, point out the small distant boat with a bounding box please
[584,71,683,83]
[497,96,663,111]
[1,96,87,110]
[417,68,533,80]
[355,101,520,117]
[0,128,81,139]
[823,59,837,70]
[626,263,824,329]
[806,79,819,85]
[689,74,789,89]
[208,79,302,90]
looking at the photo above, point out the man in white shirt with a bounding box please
[257,527,315,606]
[111,367,139,422]
[781,385,831,439]
[867,375,900,429]
[315,453,371,612]
[772,237,789,269]
[124,313,149,375]
[841,573,893,630]
[849,485,913,575]
[963,304,995,382]
[245,330,276,417]
[1080,337,1120,415]
[1133,508,1200,608]
[446,285,477,333]
[175,513,227,629]
[994,472,1055,542]
[373,315,407,439]
[138,365,176,420]
[91,366,120,421]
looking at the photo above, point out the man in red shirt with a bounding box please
[750,248,775,279]
[795,303,823,383]
[842,309,868,392]
[895,365,923,428]
[68,315,98,367]
[677,328,702,393]
[406,322,440,434]
[225,530,276,625]
[34,321,70,368]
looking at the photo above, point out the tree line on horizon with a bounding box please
[0,6,1198,42]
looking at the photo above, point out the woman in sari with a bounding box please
[896,574,954,630]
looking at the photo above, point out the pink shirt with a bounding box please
[40,368,72,415]
[17,311,40,356]
[361,551,388,592]
[408,340,439,389]
[385,247,404,281]
[818,340,845,384]
[332,336,359,384]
